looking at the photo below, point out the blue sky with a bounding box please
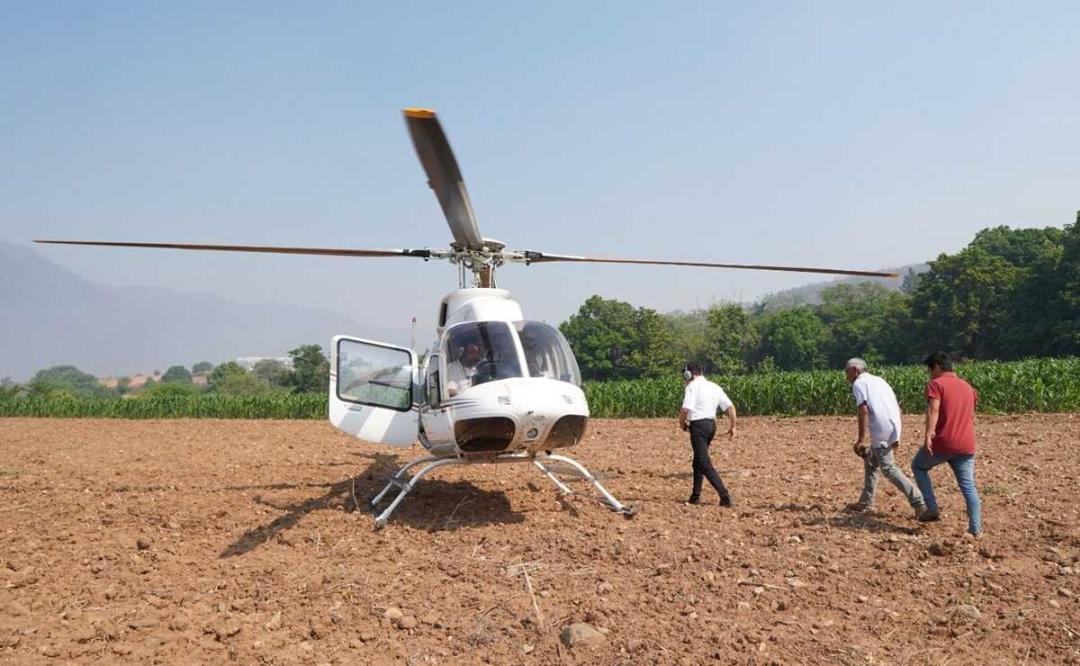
[2,1,1078,337]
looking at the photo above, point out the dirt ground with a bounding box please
[1,415,1079,665]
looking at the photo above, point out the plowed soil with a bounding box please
[1,415,1079,665]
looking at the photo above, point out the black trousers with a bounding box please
[689,419,730,501]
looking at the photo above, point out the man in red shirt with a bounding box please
[911,352,983,536]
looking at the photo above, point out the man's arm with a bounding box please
[724,405,737,439]
[854,403,869,456]
[445,363,462,396]
[924,397,940,454]
[679,383,694,431]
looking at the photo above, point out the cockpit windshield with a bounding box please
[443,321,523,395]
[514,321,582,386]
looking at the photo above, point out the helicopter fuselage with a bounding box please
[328,288,590,458]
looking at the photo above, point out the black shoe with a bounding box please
[720,496,734,508]
[686,496,701,505]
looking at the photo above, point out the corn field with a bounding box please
[1,358,1077,419]
[584,357,1080,418]
[0,394,326,419]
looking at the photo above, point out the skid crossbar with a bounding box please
[367,451,637,529]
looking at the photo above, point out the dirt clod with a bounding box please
[561,623,605,649]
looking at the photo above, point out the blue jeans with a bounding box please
[911,448,982,535]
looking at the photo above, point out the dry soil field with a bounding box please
[1,415,1079,665]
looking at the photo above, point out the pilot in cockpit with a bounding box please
[446,342,481,396]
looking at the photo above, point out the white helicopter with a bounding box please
[37,108,895,528]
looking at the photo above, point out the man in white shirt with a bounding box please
[678,362,737,507]
[844,358,927,517]
[446,343,481,396]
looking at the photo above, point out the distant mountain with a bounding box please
[755,263,929,312]
[0,241,410,381]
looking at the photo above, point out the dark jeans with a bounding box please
[689,419,730,501]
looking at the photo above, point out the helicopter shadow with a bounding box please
[220,452,524,557]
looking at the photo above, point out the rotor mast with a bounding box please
[448,239,506,288]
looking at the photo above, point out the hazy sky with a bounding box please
[3,2,1078,337]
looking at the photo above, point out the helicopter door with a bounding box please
[419,353,454,446]
[329,336,419,447]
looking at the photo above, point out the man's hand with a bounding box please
[923,434,934,455]
[852,442,867,458]
[726,425,736,440]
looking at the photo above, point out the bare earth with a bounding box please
[1,415,1079,665]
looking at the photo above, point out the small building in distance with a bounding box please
[234,357,294,372]
[98,371,160,390]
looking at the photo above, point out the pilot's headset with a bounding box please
[683,364,693,381]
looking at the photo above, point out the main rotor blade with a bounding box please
[522,251,898,278]
[34,239,432,259]
[403,108,483,248]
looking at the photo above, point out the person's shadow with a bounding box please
[772,502,919,535]
[219,452,525,558]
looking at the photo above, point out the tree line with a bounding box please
[559,216,1080,380]
[1,345,330,401]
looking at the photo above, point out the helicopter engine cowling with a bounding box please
[442,377,589,457]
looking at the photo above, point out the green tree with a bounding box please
[665,310,710,370]
[910,248,1017,359]
[702,304,755,374]
[818,282,913,367]
[213,372,283,397]
[253,359,291,388]
[0,378,23,400]
[1041,213,1080,356]
[27,365,107,399]
[752,307,830,371]
[191,361,214,375]
[208,361,248,392]
[288,346,330,394]
[909,225,1066,360]
[162,365,193,384]
[900,268,923,294]
[967,225,1064,266]
[560,296,680,380]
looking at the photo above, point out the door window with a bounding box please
[336,338,413,411]
[425,354,442,408]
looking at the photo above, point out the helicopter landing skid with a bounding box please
[367,451,638,529]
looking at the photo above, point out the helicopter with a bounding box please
[36,108,896,528]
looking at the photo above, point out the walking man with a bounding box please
[911,352,983,536]
[678,362,736,507]
[842,358,927,517]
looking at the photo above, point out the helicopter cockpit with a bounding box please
[441,320,580,397]
[512,321,581,385]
